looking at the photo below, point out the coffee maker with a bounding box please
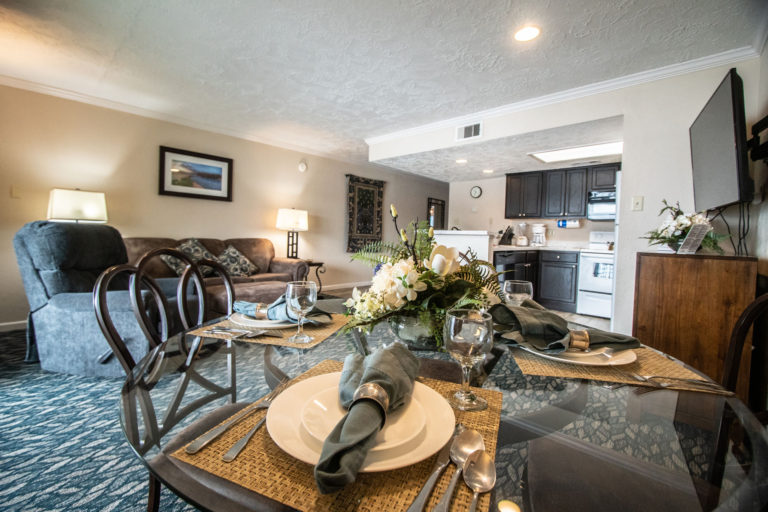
[531,224,547,247]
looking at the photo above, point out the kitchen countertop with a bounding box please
[493,244,614,254]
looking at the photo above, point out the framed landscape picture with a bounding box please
[159,146,233,201]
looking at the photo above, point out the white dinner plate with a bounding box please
[300,385,426,454]
[229,312,332,329]
[515,345,637,366]
[266,372,455,472]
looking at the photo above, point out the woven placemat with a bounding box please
[512,347,731,394]
[172,359,502,512]
[187,314,347,349]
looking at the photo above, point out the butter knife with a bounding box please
[406,425,464,512]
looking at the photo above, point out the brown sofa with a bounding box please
[123,237,309,314]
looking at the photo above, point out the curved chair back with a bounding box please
[94,248,236,375]
[722,293,768,400]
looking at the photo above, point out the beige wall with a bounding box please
[0,85,448,326]
[423,58,764,334]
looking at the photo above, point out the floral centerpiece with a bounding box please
[642,199,726,253]
[343,205,501,347]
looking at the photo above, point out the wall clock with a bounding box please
[470,186,482,198]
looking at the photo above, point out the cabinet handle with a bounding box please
[571,265,577,268]
[524,263,531,267]
[556,255,560,259]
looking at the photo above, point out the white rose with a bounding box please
[426,245,460,276]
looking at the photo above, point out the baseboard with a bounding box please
[322,281,371,291]
[0,320,26,332]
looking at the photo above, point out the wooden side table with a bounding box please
[306,261,326,296]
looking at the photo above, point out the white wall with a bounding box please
[427,59,764,334]
[0,85,448,326]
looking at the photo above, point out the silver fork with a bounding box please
[185,377,290,454]
[630,373,725,389]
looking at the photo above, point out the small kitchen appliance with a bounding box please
[531,224,547,247]
[514,223,528,246]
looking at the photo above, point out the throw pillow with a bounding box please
[217,245,260,277]
[160,238,217,276]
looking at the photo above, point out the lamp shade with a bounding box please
[276,208,308,231]
[47,188,108,223]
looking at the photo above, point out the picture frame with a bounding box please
[159,146,233,201]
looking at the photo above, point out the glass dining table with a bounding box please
[119,300,768,512]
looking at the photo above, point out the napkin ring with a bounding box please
[570,329,590,351]
[352,382,389,427]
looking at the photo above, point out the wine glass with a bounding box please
[443,309,494,411]
[285,281,317,344]
[503,280,533,306]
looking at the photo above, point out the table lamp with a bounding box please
[47,188,108,223]
[276,208,308,258]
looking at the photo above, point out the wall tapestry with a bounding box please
[346,174,384,252]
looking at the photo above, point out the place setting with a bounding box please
[189,280,347,348]
[493,281,732,395]
[173,317,504,512]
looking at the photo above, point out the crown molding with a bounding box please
[0,74,374,168]
[365,46,760,146]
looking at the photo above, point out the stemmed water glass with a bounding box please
[443,309,494,411]
[285,281,317,344]
[503,280,534,306]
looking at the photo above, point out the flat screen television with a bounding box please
[689,68,752,212]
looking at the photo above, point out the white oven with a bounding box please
[577,250,614,318]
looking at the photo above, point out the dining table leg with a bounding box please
[147,473,161,512]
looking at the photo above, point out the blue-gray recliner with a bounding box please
[13,221,159,378]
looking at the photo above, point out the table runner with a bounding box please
[511,347,732,395]
[172,359,502,512]
[187,314,348,349]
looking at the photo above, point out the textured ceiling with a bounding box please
[0,0,765,181]
[375,116,624,182]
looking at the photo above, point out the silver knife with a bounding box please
[406,425,464,512]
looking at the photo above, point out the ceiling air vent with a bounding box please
[456,122,482,141]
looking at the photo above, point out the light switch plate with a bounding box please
[631,196,644,211]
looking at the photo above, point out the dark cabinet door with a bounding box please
[543,168,586,218]
[589,164,619,191]
[564,168,587,217]
[537,251,578,312]
[543,170,565,217]
[505,175,523,219]
[505,172,542,218]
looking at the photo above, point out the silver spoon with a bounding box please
[463,450,496,512]
[432,428,485,512]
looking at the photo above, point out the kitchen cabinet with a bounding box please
[588,164,619,191]
[494,250,538,288]
[505,172,542,218]
[543,168,587,218]
[537,251,579,312]
[633,252,757,401]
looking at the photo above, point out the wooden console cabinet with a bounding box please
[633,252,757,400]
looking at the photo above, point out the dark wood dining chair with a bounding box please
[94,248,237,512]
[722,292,768,421]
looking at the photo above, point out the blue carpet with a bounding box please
[0,330,196,511]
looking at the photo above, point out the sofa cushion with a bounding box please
[223,238,275,277]
[246,272,292,283]
[217,245,259,277]
[160,238,217,276]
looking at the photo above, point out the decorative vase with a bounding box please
[388,314,438,350]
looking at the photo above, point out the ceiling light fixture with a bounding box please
[455,159,468,164]
[529,141,624,163]
[514,26,540,42]
[482,169,494,174]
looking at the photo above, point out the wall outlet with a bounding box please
[631,196,644,211]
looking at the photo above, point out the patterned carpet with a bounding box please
[0,330,195,512]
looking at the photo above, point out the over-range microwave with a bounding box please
[587,190,616,221]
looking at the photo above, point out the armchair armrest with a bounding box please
[269,258,309,281]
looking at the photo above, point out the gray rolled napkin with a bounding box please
[233,294,331,325]
[489,299,640,353]
[314,343,420,494]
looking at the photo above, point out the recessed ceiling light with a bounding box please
[482,169,494,174]
[529,142,623,163]
[455,159,468,164]
[514,26,540,42]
